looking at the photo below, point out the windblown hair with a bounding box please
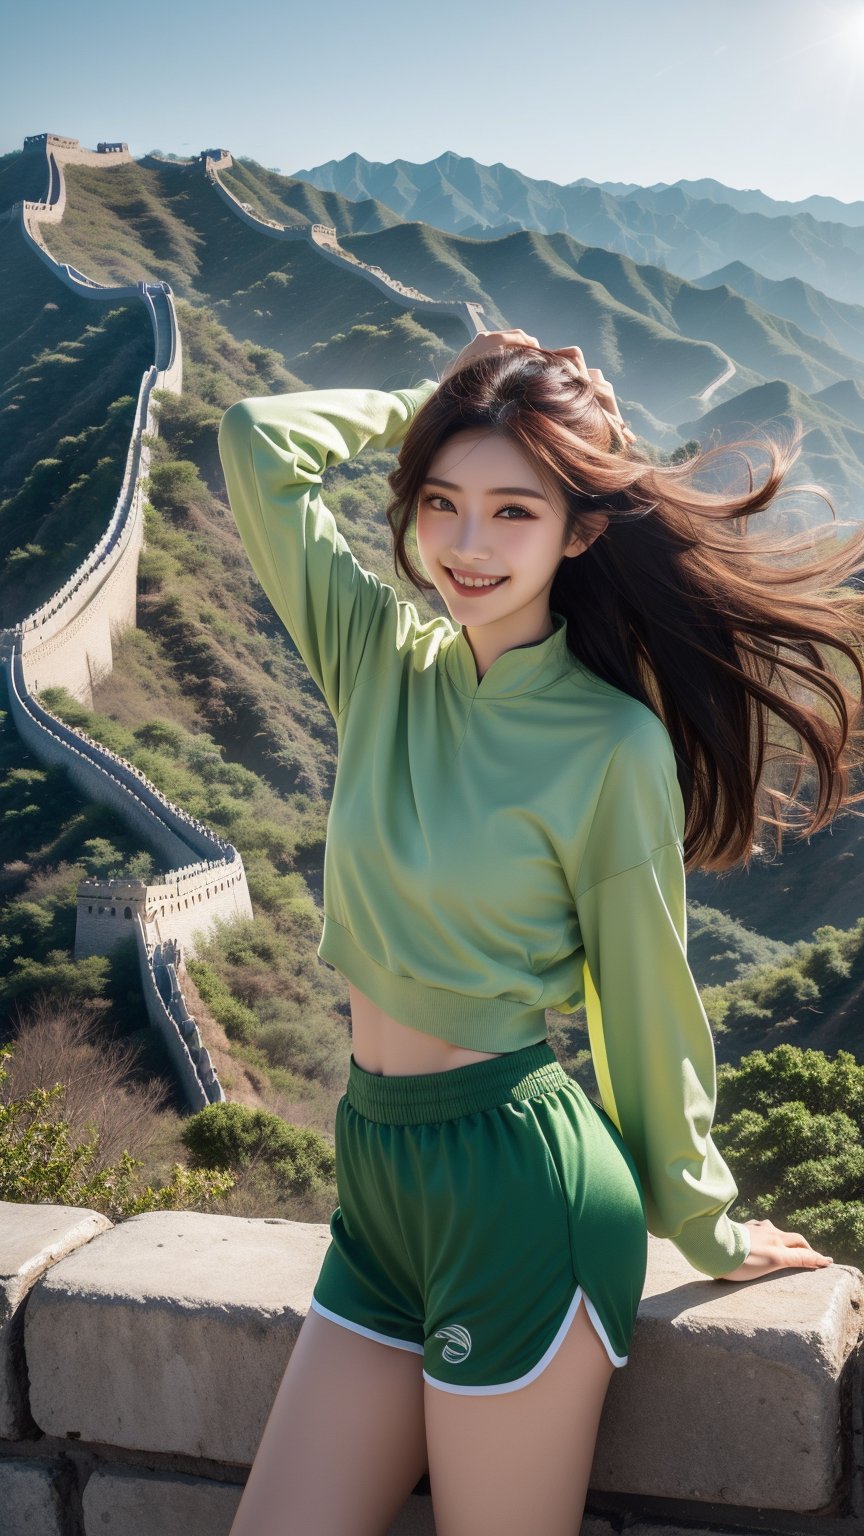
[384,346,864,872]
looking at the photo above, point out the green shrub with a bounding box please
[714,1045,864,1268]
[181,1101,335,1195]
[0,1044,233,1220]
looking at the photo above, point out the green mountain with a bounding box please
[691,261,864,364]
[0,218,152,620]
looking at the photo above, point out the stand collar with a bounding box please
[443,608,577,699]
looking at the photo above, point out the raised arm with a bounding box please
[217,378,439,720]
[572,719,752,1278]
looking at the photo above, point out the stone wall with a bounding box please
[0,1199,861,1536]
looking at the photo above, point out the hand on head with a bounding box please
[437,329,637,443]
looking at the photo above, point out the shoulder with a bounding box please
[564,665,676,759]
[608,707,678,777]
[574,706,685,898]
[572,669,679,786]
[601,709,682,828]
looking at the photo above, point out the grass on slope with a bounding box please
[0,226,153,621]
[219,155,404,236]
[0,146,55,211]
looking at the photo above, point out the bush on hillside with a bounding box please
[714,1044,864,1268]
[181,1100,335,1196]
[145,458,207,514]
[700,916,864,1040]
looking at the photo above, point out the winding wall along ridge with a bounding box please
[201,147,489,339]
[0,135,253,1108]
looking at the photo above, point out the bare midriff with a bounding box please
[348,981,504,1076]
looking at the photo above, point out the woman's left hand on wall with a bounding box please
[715,1218,834,1283]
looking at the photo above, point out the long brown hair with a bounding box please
[385,346,864,872]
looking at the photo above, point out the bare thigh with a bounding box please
[424,1294,616,1536]
[228,1307,429,1536]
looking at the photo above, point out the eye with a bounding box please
[421,494,534,520]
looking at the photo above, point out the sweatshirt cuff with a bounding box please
[674,1210,752,1278]
[392,378,439,416]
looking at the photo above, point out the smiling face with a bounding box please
[416,427,598,655]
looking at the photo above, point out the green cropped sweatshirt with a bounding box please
[217,376,752,1280]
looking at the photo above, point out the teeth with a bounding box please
[449,569,506,589]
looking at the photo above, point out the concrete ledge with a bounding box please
[80,1465,439,1536]
[25,1209,331,1464]
[593,1238,864,1510]
[82,1467,242,1534]
[2,1198,862,1531]
[0,1200,111,1439]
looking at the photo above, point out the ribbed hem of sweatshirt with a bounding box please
[682,1212,753,1277]
[318,916,549,1053]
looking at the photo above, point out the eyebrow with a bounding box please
[421,476,549,501]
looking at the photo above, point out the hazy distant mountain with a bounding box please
[678,378,864,527]
[572,176,864,229]
[288,152,864,306]
[690,262,864,365]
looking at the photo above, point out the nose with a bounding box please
[450,532,497,566]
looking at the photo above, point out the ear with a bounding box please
[563,513,609,558]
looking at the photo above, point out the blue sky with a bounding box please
[2,0,863,205]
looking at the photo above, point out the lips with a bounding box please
[444,566,509,592]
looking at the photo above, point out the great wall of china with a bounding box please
[0,131,487,1111]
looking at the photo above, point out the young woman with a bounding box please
[217,329,863,1536]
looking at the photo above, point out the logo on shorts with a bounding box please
[435,1324,472,1364]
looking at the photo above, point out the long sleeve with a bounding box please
[573,719,752,1278]
[216,378,439,720]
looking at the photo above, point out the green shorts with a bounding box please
[311,1040,648,1394]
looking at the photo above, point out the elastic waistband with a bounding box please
[345,1039,570,1124]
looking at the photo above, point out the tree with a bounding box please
[714,1044,864,1268]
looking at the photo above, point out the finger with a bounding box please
[494,332,541,350]
[554,347,590,380]
[783,1248,834,1267]
[592,379,617,403]
[550,351,584,380]
[773,1239,833,1267]
[496,330,539,344]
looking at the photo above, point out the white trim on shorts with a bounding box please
[309,1294,424,1355]
[422,1282,628,1396]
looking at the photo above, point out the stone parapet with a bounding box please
[1,1200,861,1535]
